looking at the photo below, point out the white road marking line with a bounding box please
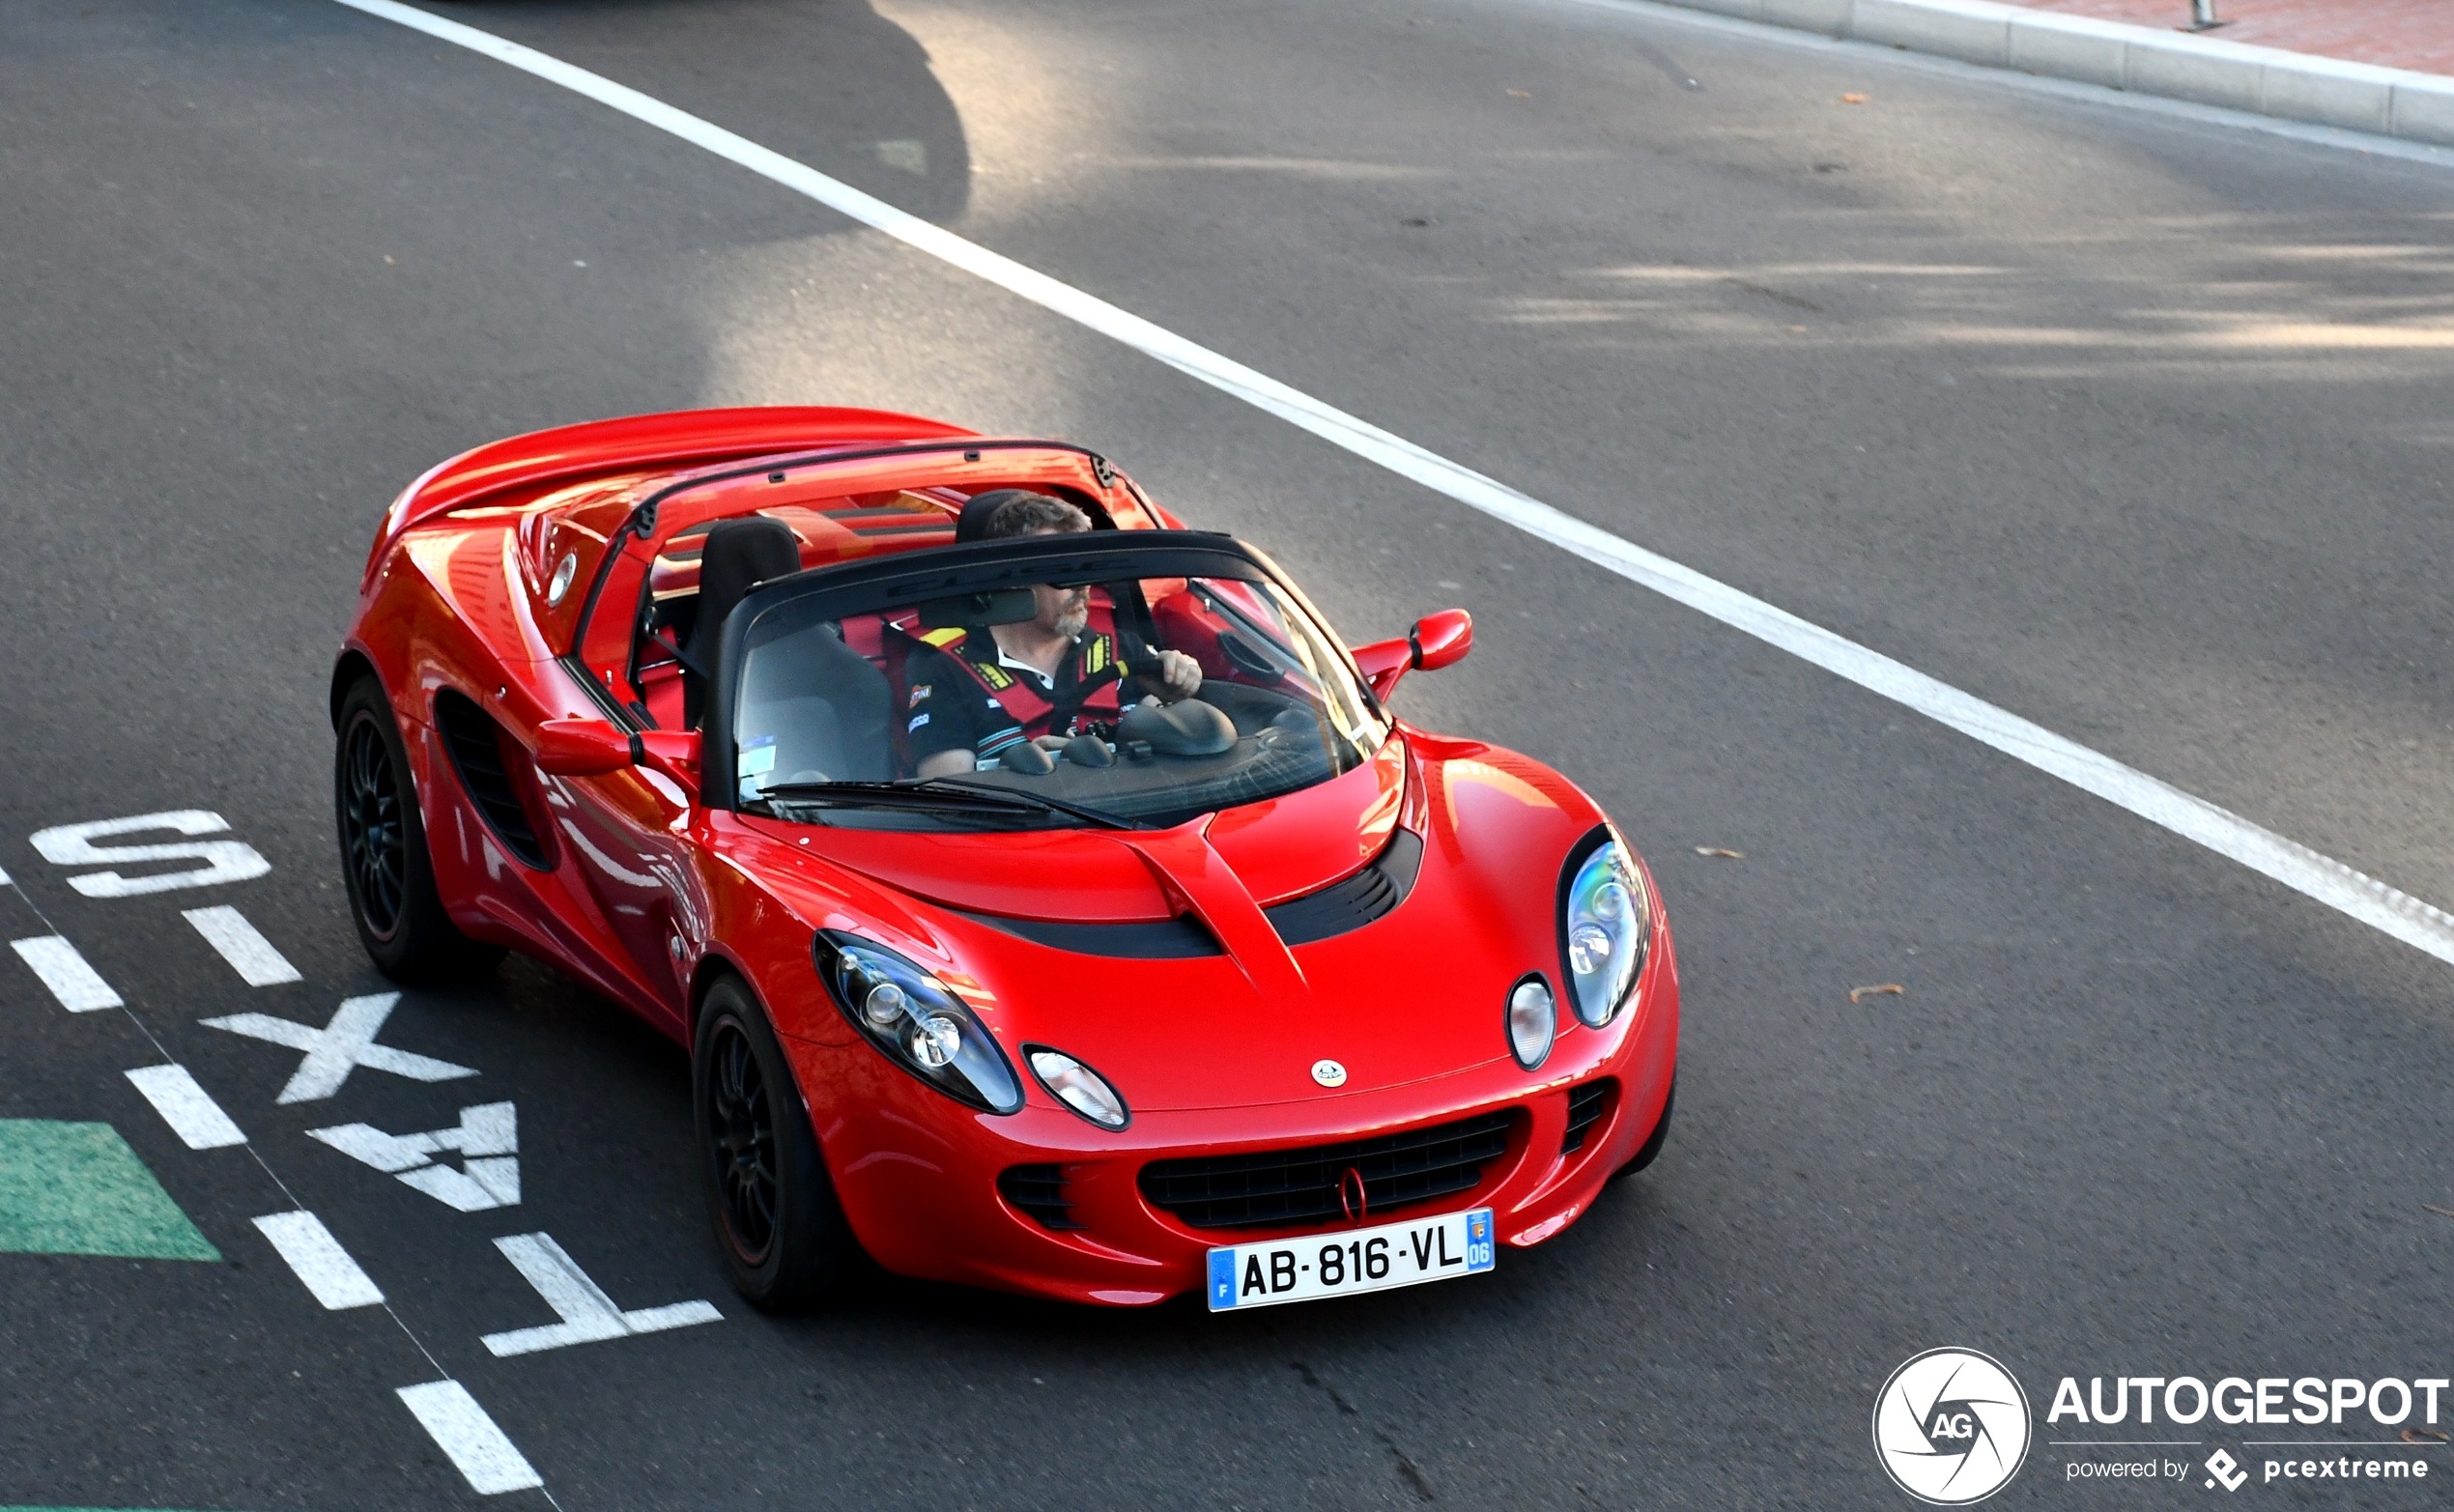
[481,1232,721,1357]
[126,1064,247,1150]
[332,0,2454,970]
[11,934,123,1012]
[182,905,302,985]
[309,1101,521,1211]
[252,1210,386,1309]
[29,810,271,897]
[396,1380,544,1495]
[201,992,478,1102]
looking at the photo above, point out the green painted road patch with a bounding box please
[0,1121,220,1261]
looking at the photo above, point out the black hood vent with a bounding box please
[1263,828,1424,947]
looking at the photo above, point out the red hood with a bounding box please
[738,735,1615,1110]
[950,736,1609,1111]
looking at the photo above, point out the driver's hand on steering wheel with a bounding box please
[1154,648,1202,700]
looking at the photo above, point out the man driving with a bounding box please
[906,493,1201,779]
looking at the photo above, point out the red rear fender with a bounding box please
[365,407,978,586]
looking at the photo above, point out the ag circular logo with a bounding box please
[1309,1059,1347,1088]
[1871,1348,2031,1504]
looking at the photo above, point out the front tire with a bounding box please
[695,977,859,1308]
[334,677,500,982]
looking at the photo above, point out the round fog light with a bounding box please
[1026,1047,1130,1130]
[1507,978,1555,1070]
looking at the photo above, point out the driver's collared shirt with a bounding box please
[902,632,1116,766]
[996,644,1062,688]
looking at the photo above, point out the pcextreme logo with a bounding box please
[2206,1449,2250,1491]
[1873,1349,2034,1504]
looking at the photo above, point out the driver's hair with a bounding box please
[980,492,1090,539]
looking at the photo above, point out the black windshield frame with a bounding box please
[703,530,1379,815]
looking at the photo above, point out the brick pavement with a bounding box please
[2015,0,2454,75]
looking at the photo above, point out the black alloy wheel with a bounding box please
[693,977,859,1308]
[707,1017,780,1263]
[341,712,407,937]
[332,677,500,981]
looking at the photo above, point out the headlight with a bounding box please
[1559,830,1651,1028]
[817,932,1022,1114]
[1506,976,1555,1070]
[1025,1046,1131,1129]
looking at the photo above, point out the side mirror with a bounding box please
[535,718,632,777]
[637,729,701,800]
[1352,637,1412,702]
[1352,608,1473,702]
[533,721,701,801]
[1410,608,1472,672]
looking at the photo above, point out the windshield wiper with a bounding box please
[752,778,1141,830]
[920,776,1145,831]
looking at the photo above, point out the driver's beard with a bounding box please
[1053,603,1089,639]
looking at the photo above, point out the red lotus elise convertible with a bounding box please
[332,407,1677,1309]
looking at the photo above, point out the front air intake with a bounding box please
[1562,1079,1615,1154]
[1138,1109,1518,1231]
[998,1164,1085,1231]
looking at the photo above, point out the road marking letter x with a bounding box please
[203,992,477,1103]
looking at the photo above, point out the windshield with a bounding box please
[722,536,1387,830]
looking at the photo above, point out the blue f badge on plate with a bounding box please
[1210,1247,1240,1308]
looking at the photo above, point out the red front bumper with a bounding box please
[781,926,1679,1307]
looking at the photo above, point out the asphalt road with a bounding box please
[3,0,2451,1506]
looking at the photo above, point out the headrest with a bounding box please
[690,516,803,658]
[954,488,1036,543]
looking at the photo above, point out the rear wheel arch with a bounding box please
[333,672,500,982]
[330,649,383,730]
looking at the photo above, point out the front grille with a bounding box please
[1562,1079,1614,1153]
[1139,1109,1517,1231]
[998,1163,1084,1230]
[434,690,550,870]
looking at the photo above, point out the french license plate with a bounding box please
[1206,1207,1495,1311]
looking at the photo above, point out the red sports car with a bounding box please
[332,406,1677,1309]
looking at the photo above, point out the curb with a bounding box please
[1655,0,2454,147]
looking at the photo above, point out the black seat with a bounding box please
[736,621,893,787]
[954,487,1033,543]
[683,517,802,727]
